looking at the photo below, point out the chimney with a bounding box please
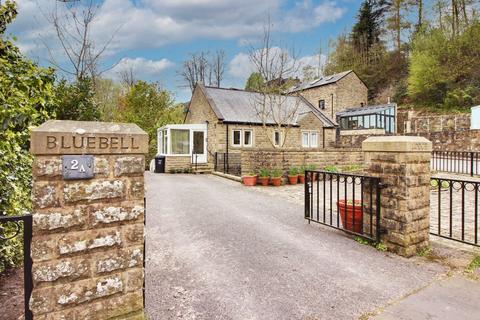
[360,102,364,108]
[387,97,391,104]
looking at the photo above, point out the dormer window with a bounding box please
[319,100,325,110]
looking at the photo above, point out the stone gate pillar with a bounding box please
[363,136,432,257]
[30,120,148,319]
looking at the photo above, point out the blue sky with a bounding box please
[7,0,363,102]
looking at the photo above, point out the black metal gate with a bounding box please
[214,152,242,177]
[0,214,33,320]
[305,170,382,242]
[430,176,479,247]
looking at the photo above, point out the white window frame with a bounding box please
[243,129,253,147]
[232,129,242,147]
[301,132,310,148]
[302,130,318,148]
[273,130,282,147]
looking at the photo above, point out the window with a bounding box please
[170,129,190,154]
[273,130,282,147]
[319,100,325,110]
[310,132,318,147]
[233,130,241,146]
[244,130,253,147]
[302,132,309,147]
[302,131,318,148]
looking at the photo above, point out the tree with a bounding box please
[180,50,226,92]
[0,0,56,272]
[94,78,122,122]
[54,77,101,121]
[385,0,413,53]
[351,0,388,52]
[248,20,302,147]
[44,0,120,84]
[408,21,480,110]
[115,81,183,162]
[245,72,265,91]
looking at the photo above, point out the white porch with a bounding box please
[157,124,208,164]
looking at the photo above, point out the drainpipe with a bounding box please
[226,124,229,173]
[331,94,334,118]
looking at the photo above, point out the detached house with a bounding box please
[156,70,396,173]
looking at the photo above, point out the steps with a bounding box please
[190,163,213,174]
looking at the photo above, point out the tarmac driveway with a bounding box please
[144,173,447,320]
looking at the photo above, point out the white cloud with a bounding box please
[104,57,174,80]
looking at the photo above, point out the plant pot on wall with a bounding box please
[337,200,363,234]
[242,174,257,186]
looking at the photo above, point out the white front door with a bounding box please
[192,131,207,163]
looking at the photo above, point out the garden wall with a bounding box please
[240,148,364,176]
[406,129,480,151]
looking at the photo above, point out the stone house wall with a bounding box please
[299,71,368,119]
[185,87,337,167]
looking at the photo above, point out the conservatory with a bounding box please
[337,104,397,134]
[157,124,208,164]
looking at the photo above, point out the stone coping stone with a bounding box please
[363,136,432,153]
[31,120,148,155]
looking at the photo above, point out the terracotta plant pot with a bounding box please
[298,175,305,184]
[258,176,270,186]
[242,175,257,186]
[337,200,363,233]
[270,177,282,186]
[288,175,298,185]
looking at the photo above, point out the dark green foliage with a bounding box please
[0,0,56,272]
[54,77,101,121]
[351,0,388,52]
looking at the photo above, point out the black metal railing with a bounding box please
[430,176,479,247]
[305,170,382,242]
[191,153,199,171]
[432,151,480,176]
[214,152,241,177]
[0,214,33,320]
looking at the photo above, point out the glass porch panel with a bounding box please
[171,129,190,154]
[193,131,204,154]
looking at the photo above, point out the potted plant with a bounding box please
[306,164,317,181]
[258,168,270,186]
[298,166,306,184]
[242,172,257,186]
[337,199,363,233]
[288,167,299,185]
[270,168,283,187]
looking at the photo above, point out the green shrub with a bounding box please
[258,168,270,178]
[288,167,298,176]
[324,165,339,173]
[270,168,283,178]
[0,1,56,272]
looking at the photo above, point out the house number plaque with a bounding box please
[62,155,94,180]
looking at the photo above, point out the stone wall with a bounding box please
[397,109,471,134]
[406,129,480,151]
[240,148,364,176]
[30,120,148,320]
[165,156,191,172]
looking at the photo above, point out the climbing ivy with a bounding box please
[0,1,56,272]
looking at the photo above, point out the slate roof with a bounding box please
[200,85,336,127]
[286,70,353,93]
[336,104,397,117]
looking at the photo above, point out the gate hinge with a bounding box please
[378,182,388,189]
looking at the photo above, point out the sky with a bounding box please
[6,0,364,102]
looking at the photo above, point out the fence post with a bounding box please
[363,136,432,257]
[471,152,475,177]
